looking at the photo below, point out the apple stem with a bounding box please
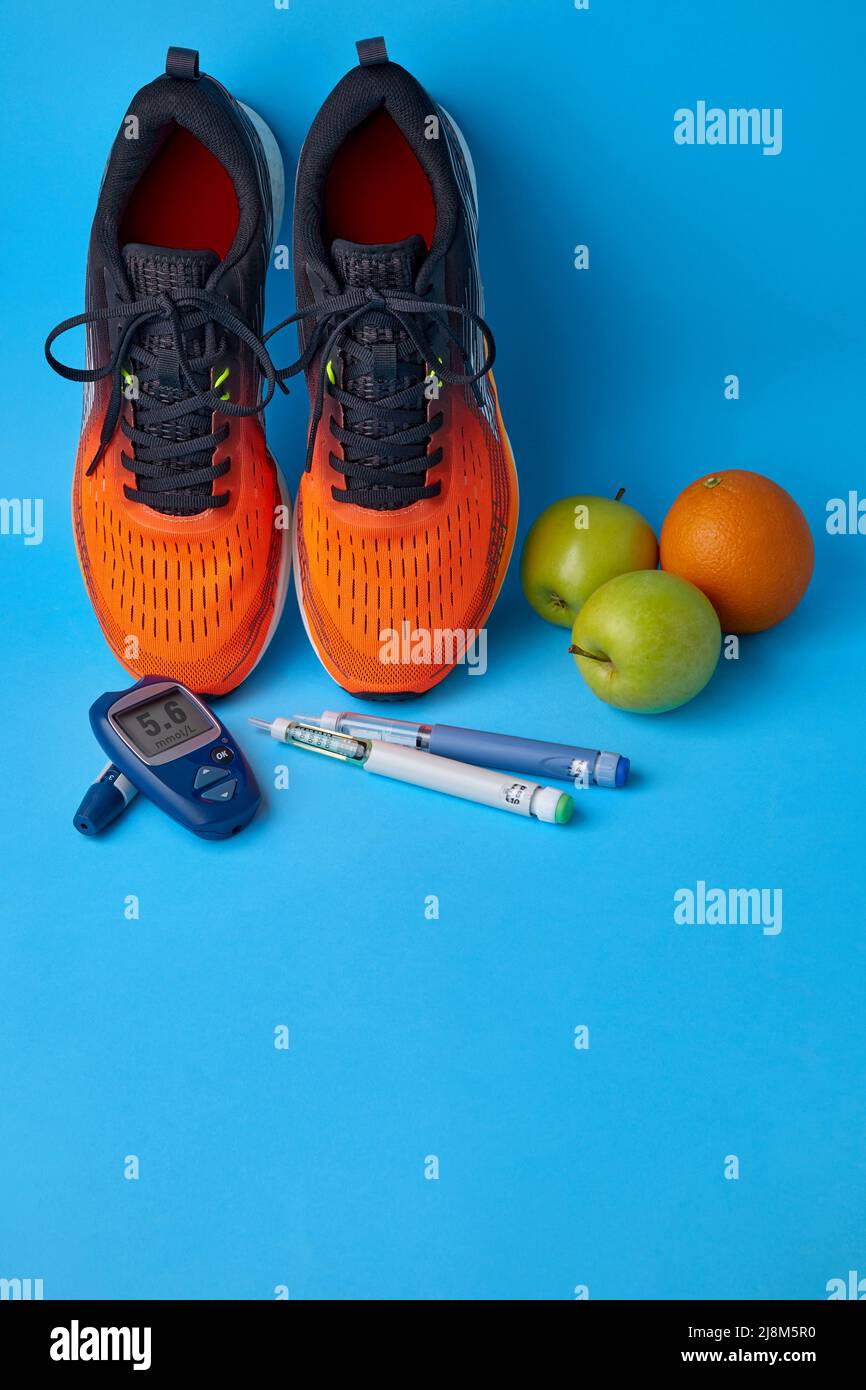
[614,487,626,502]
[568,644,612,664]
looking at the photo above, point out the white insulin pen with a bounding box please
[249,719,574,825]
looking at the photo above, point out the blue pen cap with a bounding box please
[596,752,630,788]
[74,779,127,835]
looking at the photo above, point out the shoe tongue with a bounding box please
[122,242,219,296]
[119,244,222,518]
[330,234,426,291]
[327,236,430,507]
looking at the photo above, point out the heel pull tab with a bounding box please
[356,36,388,66]
[165,46,200,80]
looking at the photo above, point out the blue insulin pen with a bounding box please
[294,711,629,788]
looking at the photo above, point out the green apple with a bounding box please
[569,569,721,713]
[521,493,659,627]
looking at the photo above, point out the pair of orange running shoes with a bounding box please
[46,39,518,699]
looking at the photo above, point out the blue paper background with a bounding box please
[1,0,864,1300]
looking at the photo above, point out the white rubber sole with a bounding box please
[239,100,286,246]
[291,494,330,682]
[439,104,479,214]
[248,453,293,678]
[441,103,519,501]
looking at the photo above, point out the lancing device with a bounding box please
[74,762,139,835]
[290,710,629,788]
[250,719,574,825]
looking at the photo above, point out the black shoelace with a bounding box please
[45,289,282,516]
[266,286,496,510]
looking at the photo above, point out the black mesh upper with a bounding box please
[289,45,482,510]
[90,71,267,299]
[292,58,462,299]
[78,60,275,515]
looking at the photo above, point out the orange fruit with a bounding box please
[660,470,813,633]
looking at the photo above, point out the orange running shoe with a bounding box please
[274,36,518,697]
[45,47,290,697]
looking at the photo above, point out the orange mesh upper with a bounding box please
[73,380,288,696]
[295,372,518,696]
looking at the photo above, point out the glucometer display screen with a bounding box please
[113,690,213,758]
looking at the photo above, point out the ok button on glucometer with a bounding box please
[211,745,234,765]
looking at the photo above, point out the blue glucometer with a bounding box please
[80,676,261,839]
